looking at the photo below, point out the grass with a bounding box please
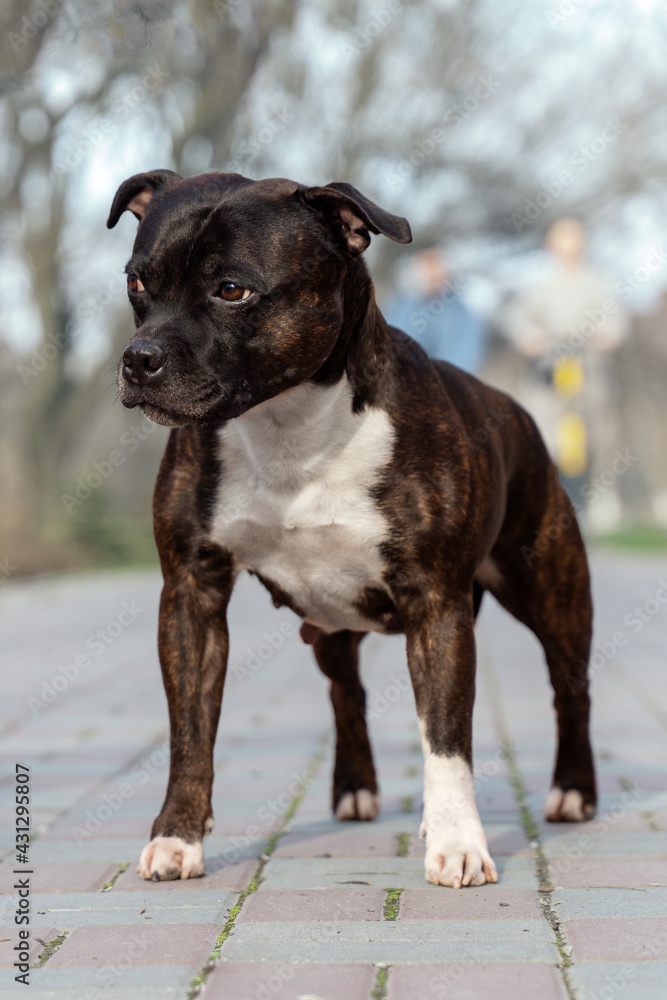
[591,524,667,551]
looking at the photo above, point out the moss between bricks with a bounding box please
[100,861,129,892]
[371,964,390,999]
[396,832,410,857]
[479,649,578,1000]
[501,738,578,999]
[35,932,67,967]
[382,888,403,921]
[186,738,329,999]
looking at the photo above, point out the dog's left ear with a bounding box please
[107,169,182,229]
[300,182,412,254]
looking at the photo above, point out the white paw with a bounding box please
[544,787,595,822]
[419,741,497,887]
[422,820,498,887]
[335,789,380,821]
[137,836,205,880]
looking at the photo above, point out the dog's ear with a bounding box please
[300,182,412,255]
[107,169,182,229]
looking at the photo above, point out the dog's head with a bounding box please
[107,170,411,426]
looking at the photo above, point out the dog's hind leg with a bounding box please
[311,630,379,820]
[484,483,597,823]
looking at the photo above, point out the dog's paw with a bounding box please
[544,786,595,823]
[421,823,498,887]
[334,789,380,821]
[418,746,497,887]
[137,836,205,880]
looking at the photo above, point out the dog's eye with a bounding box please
[217,282,251,302]
[127,273,145,293]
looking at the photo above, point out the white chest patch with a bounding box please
[210,377,395,633]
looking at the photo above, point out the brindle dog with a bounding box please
[107,170,595,887]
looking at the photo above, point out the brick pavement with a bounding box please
[0,552,665,999]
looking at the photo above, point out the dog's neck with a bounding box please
[310,256,393,409]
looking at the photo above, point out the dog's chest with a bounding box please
[210,379,395,633]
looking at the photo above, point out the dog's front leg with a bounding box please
[137,547,233,881]
[406,598,497,888]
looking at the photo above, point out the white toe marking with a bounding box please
[335,790,380,821]
[544,786,565,821]
[335,792,356,820]
[418,721,497,888]
[355,789,380,820]
[204,816,215,835]
[545,786,593,822]
[561,789,586,821]
[137,836,204,880]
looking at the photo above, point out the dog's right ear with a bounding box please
[299,182,412,255]
[107,169,182,229]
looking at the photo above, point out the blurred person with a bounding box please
[506,218,629,530]
[385,248,486,374]
[632,295,667,525]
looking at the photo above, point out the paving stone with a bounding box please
[565,917,667,961]
[45,813,160,840]
[544,832,667,857]
[259,855,538,891]
[274,828,400,858]
[220,917,559,963]
[551,856,666,889]
[206,961,376,1000]
[29,837,147,863]
[221,936,559,965]
[28,889,236,926]
[238,888,384,922]
[554,887,667,919]
[1,963,193,994]
[569,960,667,1000]
[47,922,220,968]
[400,887,543,920]
[0,861,119,895]
[387,961,567,999]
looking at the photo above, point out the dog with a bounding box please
[107,169,596,887]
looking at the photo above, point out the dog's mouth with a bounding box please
[136,401,192,427]
[118,376,204,427]
[119,378,250,428]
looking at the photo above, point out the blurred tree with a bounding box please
[0,0,295,565]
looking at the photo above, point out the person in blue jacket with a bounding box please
[385,248,486,375]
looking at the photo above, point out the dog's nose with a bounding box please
[122,340,166,386]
